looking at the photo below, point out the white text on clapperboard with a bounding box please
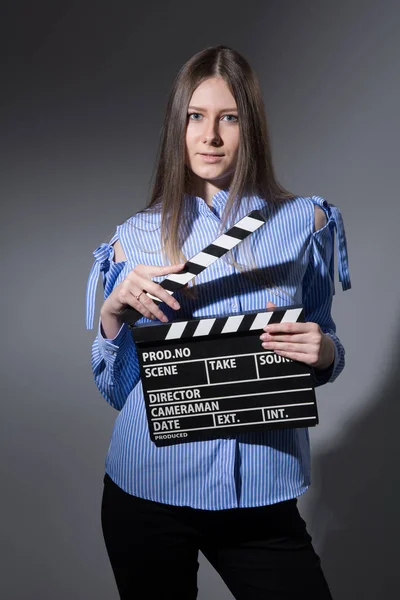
[141,345,297,438]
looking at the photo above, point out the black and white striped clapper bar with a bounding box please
[120,211,318,447]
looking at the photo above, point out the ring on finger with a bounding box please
[135,291,144,301]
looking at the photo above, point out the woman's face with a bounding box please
[185,77,239,189]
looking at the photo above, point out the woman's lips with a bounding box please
[199,154,224,163]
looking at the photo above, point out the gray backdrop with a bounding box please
[1,0,399,598]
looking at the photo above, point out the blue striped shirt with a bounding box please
[85,191,351,510]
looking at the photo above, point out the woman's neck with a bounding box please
[187,176,231,207]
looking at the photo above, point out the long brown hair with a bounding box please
[145,44,294,264]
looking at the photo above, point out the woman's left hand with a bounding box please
[260,302,335,370]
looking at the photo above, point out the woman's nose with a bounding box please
[203,121,220,143]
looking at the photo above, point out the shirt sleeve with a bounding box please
[85,229,141,410]
[302,196,351,385]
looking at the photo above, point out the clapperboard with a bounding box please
[120,211,318,446]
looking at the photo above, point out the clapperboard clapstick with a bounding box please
[119,210,266,327]
[131,306,305,344]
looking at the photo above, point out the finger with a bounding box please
[122,281,170,322]
[266,301,277,310]
[272,349,317,366]
[263,322,315,334]
[128,270,181,311]
[261,341,313,354]
[143,279,182,311]
[134,292,169,323]
[259,332,312,343]
[124,290,159,321]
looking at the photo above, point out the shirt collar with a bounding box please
[184,188,268,220]
[184,187,230,217]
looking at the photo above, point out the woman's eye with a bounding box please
[187,113,238,122]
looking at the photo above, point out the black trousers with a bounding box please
[101,473,333,600]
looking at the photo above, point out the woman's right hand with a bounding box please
[100,263,186,334]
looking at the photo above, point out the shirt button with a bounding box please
[231,303,238,311]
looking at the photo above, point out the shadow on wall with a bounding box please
[309,326,400,599]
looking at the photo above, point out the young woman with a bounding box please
[86,45,351,600]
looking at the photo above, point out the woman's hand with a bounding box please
[260,302,335,370]
[101,263,186,327]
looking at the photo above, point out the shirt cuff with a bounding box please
[311,361,335,387]
[311,336,338,386]
[97,317,135,366]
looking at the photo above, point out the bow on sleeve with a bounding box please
[85,241,115,330]
[329,205,351,291]
[311,195,351,292]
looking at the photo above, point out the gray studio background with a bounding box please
[1,1,399,598]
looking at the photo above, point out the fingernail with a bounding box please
[161,315,168,322]
[173,302,180,309]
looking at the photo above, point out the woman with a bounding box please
[86,45,351,599]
